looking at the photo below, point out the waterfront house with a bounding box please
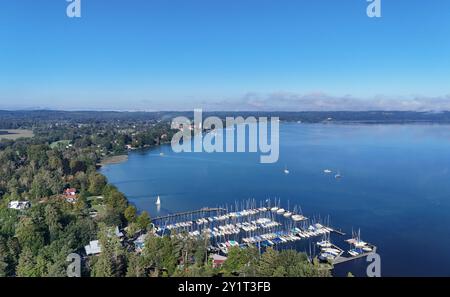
[105,226,124,239]
[84,240,101,256]
[211,254,227,268]
[63,188,77,203]
[8,200,31,210]
[134,233,148,253]
[114,226,124,238]
[64,188,76,196]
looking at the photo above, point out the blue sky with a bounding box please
[0,0,449,111]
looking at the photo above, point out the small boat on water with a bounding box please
[322,248,341,256]
[324,169,332,174]
[319,252,335,262]
[346,229,368,248]
[317,232,332,248]
[292,214,306,222]
[284,201,292,217]
[319,247,341,262]
[346,229,374,255]
[348,249,362,257]
[276,208,285,214]
[362,246,373,252]
[155,195,161,205]
[218,243,228,254]
[317,240,332,248]
[284,166,290,174]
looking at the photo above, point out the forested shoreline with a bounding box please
[0,114,329,277]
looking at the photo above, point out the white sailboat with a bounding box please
[284,166,289,174]
[317,232,332,248]
[276,208,285,215]
[283,211,292,218]
[284,201,292,217]
[155,195,161,206]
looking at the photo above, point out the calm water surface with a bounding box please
[101,123,450,276]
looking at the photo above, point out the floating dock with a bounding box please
[151,207,227,222]
[330,228,346,236]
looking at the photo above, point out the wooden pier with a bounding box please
[151,207,227,222]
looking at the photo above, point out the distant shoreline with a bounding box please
[4,110,450,126]
[97,141,172,168]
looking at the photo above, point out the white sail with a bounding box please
[156,195,161,205]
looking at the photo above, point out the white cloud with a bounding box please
[2,92,450,112]
[200,92,450,112]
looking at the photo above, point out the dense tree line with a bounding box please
[3,110,450,129]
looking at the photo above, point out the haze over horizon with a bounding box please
[1,0,449,111]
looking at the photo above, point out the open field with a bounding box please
[0,129,34,140]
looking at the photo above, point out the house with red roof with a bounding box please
[63,188,78,203]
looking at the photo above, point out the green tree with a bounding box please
[124,205,137,223]
[160,236,177,275]
[136,211,151,231]
[16,248,38,277]
[272,265,287,277]
[0,240,9,277]
[27,144,49,167]
[70,160,87,175]
[88,173,107,196]
[15,217,45,255]
[257,247,278,277]
[142,234,164,275]
[44,204,62,241]
[0,208,18,237]
[126,252,146,277]
[102,187,128,226]
[222,246,258,276]
[91,224,126,277]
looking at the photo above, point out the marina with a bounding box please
[149,199,375,267]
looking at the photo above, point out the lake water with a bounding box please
[100,123,450,276]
